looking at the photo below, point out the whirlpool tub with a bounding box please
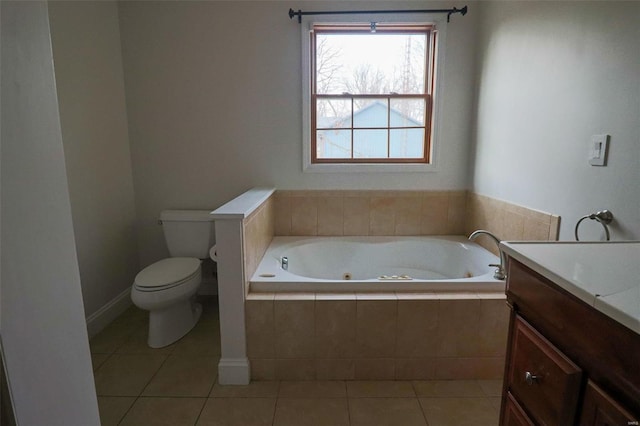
[249,236,505,293]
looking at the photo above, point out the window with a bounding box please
[309,23,437,165]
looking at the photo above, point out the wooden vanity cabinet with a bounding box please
[503,393,535,426]
[580,381,638,426]
[500,259,640,426]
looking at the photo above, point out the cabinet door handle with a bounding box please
[525,371,539,385]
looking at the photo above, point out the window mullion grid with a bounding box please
[314,94,428,161]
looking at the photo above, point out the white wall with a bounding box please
[48,1,139,320]
[473,1,640,241]
[0,1,100,424]
[117,1,479,265]
[42,1,638,325]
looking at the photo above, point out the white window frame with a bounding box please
[301,13,448,173]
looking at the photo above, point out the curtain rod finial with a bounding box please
[447,5,467,22]
[288,8,302,23]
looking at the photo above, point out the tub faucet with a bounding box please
[468,230,507,280]
[281,256,288,271]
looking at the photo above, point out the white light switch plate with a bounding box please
[589,134,609,166]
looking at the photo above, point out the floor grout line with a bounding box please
[191,397,207,426]
[116,395,137,426]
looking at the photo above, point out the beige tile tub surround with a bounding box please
[242,196,275,295]
[273,190,558,242]
[246,293,509,381]
[244,189,559,275]
[233,188,559,385]
[274,190,467,237]
[466,192,560,254]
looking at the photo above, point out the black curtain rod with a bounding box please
[288,6,467,23]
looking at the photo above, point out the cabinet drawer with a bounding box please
[503,392,535,426]
[508,316,583,426]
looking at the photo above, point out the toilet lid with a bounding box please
[134,257,200,289]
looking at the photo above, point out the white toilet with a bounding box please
[131,209,215,348]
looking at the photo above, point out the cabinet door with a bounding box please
[579,380,639,426]
[507,316,583,426]
[503,392,535,426]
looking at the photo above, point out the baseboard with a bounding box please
[85,287,133,338]
[217,358,250,385]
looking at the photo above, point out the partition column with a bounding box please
[212,187,275,385]
[214,218,250,384]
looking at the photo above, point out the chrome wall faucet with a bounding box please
[469,230,507,280]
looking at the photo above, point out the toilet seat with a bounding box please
[134,257,201,292]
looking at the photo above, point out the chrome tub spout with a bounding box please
[468,230,507,280]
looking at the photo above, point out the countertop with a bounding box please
[500,241,640,335]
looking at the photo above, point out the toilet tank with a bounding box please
[160,210,215,258]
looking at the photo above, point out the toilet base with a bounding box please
[147,299,202,348]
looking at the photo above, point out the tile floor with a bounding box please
[90,296,502,425]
